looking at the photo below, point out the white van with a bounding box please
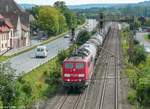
[35,46,48,58]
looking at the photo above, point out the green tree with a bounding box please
[0,97,3,109]
[0,63,16,107]
[54,1,77,29]
[76,30,91,45]
[53,1,67,12]
[130,45,147,65]
[136,76,150,106]
[37,6,67,36]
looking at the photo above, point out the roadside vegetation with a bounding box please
[76,30,91,46]
[144,34,150,41]
[0,45,75,108]
[0,27,92,108]
[30,1,85,37]
[121,27,150,109]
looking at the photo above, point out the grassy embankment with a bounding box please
[13,27,97,108]
[121,29,150,109]
[13,46,74,108]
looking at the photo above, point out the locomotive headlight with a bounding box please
[64,74,70,77]
[78,74,85,77]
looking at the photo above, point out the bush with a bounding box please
[22,83,32,96]
[0,99,3,109]
[148,34,150,39]
[76,30,91,45]
[0,63,16,107]
[133,39,139,45]
[129,45,147,65]
[57,50,69,65]
[136,76,150,106]
[128,89,137,105]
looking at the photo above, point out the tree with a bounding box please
[76,30,91,45]
[54,1,77,29]
[53,1,67,12]
[0,63,16,107]
[129,45,147,65]
[37,6,67,36]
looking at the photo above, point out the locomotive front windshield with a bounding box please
[65,63,73,69]
[76,63,84,69]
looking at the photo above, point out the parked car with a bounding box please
[35,46,48,58]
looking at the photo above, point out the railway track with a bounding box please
[82,23,121,109]
[34,23,121,109]
[97,23,120,109]
[81,24,116,109]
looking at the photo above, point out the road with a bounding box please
[6,19,98,76]
[135,32,150,53]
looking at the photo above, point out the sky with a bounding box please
[14,0,147,5]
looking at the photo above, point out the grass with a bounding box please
[0,56,10,62]
[144,34,150,41]
[18,56,60,104]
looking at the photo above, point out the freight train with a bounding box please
[62,25,110,89]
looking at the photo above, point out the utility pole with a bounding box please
[70,27,75,42]
[98,12,105,33]
[128,16,135,62]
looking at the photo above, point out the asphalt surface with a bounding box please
[7,19,97,76]
[135,32,150,53]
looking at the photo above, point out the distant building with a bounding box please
[0,0,31,51]
[0,15,13,51]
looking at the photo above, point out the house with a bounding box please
[0,0,31,51]
[0,15,13,51]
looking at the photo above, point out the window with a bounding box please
[76,63,84,69]
[37,48,41,52]
[65,63,73,69]
[37,48,44,52]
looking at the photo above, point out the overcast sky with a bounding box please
[14,0,146,5]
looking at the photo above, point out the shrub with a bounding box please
[57,50,69,65]
[22,83,32,96]
[136,77,150,106]
[129,45,147,65]
[128,89,137,105]
[148,34,150,39]
[133,39,139,45]
[76,30,91,45]
[0,99,3,109]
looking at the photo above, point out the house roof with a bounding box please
[0,14,13,33]
[0,26,10,32]
[5,20,13,28]
[0,0,30,30]
[0,0,25,13]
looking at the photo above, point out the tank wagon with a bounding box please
[62,26,110,88]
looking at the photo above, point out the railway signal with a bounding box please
[70,28,75,42]
[98,12,105,33]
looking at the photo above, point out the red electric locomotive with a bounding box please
[62,55,94,88]
[62,27,110,88]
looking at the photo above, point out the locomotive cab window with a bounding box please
[65,63,73,69]
[76,63,84,69]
